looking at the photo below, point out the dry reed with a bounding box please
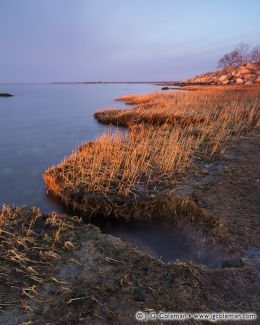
[44,86,260,216]
[0,205,80,311]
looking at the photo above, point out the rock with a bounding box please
[236,78,244,84]
[235,72,242,78]
[183,62,260,85]
[222,80,230,85]
[0,93,13,97]
[246,63,258,70]
[245,81,255,85]
[219,75,228,82]
[243,73,257,81]
[161,87,170,90]
[239,67,250,74]
[227,73,232,79]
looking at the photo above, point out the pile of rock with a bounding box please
[185,62,260,85]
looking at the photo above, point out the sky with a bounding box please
[0,0,259,83]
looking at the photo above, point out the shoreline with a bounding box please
[1,132,260,323]
[43,84,260,261]
[1,84,260,322]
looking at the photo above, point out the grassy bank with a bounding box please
[2,85,260,323]
[0,205,80,313]
[44,86,260,219]
[1,205,259,324]
[94,85,260,127]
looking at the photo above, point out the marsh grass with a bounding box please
[95,86,260,128]
[44,86,260,216]
[44,125,196,209]
[0,205,80,310]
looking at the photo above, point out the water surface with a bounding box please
[0,83,159,212]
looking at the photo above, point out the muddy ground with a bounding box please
[0,134,259,324]
[176,133,260,249]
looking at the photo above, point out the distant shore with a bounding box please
[50,80,177,85]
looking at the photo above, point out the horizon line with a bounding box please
[0,80,178,85]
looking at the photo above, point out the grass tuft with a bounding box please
[0,205,80,311]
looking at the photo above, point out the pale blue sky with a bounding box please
[0,0,259,82]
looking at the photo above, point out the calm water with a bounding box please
[0,84,221,265]
[0,83,159,212]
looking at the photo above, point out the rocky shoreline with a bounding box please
[184,62,260,85]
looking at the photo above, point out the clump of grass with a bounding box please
[95,86,260,130]
[0,205,80,311]
[44,125,197,215]
[44,86,260,217]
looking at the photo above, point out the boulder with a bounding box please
[222,80,230,85]
[239,67,250,74]
[219,75,228,82]
[246,63,258,70]
[183,62,260,85]
[243,73,257,81]
[236,78,244,84]
[234,71,242,78]
[227,73,233,79]
[245,81,255,85]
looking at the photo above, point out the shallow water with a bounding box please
[0,83,219,265]
[0,83,159,212]
[97,218,223,266]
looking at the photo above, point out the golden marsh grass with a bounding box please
[44,86,260,216]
